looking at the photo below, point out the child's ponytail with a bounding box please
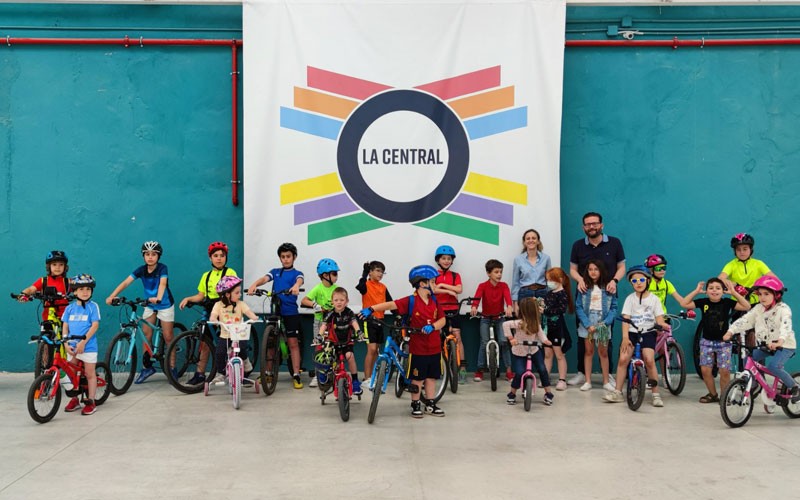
[545,267,574,313]
[517,298,541,335]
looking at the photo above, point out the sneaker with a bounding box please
[505,368,513,381]
[309,376,318,388]
[243,379,254,388]
[603,382,617,392]
[212,373,226,386]
[134,366,157,384]
[580,382,593,392]
[652,393,664,407]
[352,378,363,396]
[556,379,567,391]
[293,375,304,389]
[411,400,424,418]
[603,390,625,403]
[764,403,776,414]
[458,368,467,384]
[543,392,554,406]
[424,399,445,417]
[506,392,517,405]
[567,373,585,386]
[81,400,97,415]
[473,371,484,382]
[187,372,206,385]
[243,358,253,374]
[64,397,81,412]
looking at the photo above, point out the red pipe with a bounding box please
[4,35,243,206]
[566,37,800,48]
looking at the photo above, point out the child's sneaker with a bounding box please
[309,376,318,388]
[458,368,467,384]
[410,400,424,418]
[242,379,254,388]
[64,397,81,412]
[134,366,157,384]
[352,378,363,396]
[187,372,206,385]
[792,385,800,404]
[81,400,97,415]
[473,370,484,382]
[505,367,514,381]
[243,358,254,375]
[603,382,617,392]
[293,374,304,389]
[212,373,226,386]
[603,390,624,403]
[652,393,664,407]
[556,379,567,391]
[424,399,445,417]
[506,392,517,405]
[543,392,555,406]
[580,382,593,391]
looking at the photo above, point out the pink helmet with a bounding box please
[215,276,243,295]
[645,254,667,268]
[753,275,784,294]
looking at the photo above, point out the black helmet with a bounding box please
[141,241,163,256]
[730,233,754,249]
[46,250,68,264]
[277,242,298,257]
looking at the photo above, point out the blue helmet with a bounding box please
[435,245,456,260]
[71,274,96,289]
[408,265,439,286]
[626,265,652,281]
[316,258,340,275]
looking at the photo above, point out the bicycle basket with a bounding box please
[226,323,252,341]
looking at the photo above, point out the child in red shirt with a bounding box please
[470,259,513,381]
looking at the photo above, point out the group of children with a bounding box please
[17,231,798,418]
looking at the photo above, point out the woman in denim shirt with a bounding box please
[511,229,552,315]
[575,260,617,392]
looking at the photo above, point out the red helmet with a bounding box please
[645,254,667,268]
[207,241,229,257]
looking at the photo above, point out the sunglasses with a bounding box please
[630,278,648,284]
[653,265,667,272]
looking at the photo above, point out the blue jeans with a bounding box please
[518,287,547,301]
[477,318,510,370]
[752,347,797,389]
[511,351,550,390]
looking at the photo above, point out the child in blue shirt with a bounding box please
[62,274,101,416]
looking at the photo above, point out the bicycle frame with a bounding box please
[34,336,92,393]
[331,346,354,400]
[115,308,164,366]
[735,343,791,403]
[628,341,645,382]
[519,346,539,394]
[370,333,411,393]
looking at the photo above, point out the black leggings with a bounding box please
[215,338,250,375]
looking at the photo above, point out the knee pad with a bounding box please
[647,378,658,388]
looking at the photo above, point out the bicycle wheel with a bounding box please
[105,331,136,396]
[395,343,410,398]
[247,326,259,375]
[232,360,242,410]
[720,378,753,427]
[692,325,703,377]
[34,342,55,378]
[664,341,687,396]
[488,343,498,392]
[259,325,280,396]
[167,322,189,377]
[626,365,646,411]
[94,362,112,405]
[338,377,350,422]
[28,371,61,424]
[447,340,459,394]
[368,360,387,424]
[164,329,217,394]
[781,372,800,419]
[523,377,533,412]
[426,353,449,404]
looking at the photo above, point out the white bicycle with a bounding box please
[206,320,261,409]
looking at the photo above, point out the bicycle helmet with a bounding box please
[434,245,456,260]
[408,264,439,287]
[316,258,340,275]
[753,275,785,294]
[207,241,229,257]
[730,233,755,249]
[141,240,163,256]
[46,250,68,264]
[71,274,96,289]
[645,254,667,268]
[215,275,243,295]
[277,242,298,257]
[626,265,652,281]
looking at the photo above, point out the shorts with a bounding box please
[282,315,302,339]
[699,338,733,371]
[409,353,442,381]
[444,311,461,330]
[545,317,568,346]
[365,319,385,345]
[68,352,98,364]
[628,331,657,350]
[143,305,175,322]
[577,310,604,339]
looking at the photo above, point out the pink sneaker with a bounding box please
[556,379,567,391]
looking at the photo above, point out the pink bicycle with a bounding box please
[720,333,800,427]
[518,340,551,412]
[205,320,261,410]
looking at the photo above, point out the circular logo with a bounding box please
[337,89,469,223]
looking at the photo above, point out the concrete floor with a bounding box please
[1,371,799,500]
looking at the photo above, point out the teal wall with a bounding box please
[1,4,798,372]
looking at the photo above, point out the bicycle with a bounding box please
[719,334,800,428]
[441,297,473,393]
[313,334,365,422]
[12,288,68,377]
[469,311,507,392]
[104,297,188,395]
[251,287,304,395]
[618,317,663,411]
[517,340,552,412]
[205,320,261,410]
[163,302,219,394]
[654,311,694,396]
[27,333,111,423]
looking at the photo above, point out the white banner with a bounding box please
[244,0,566,309]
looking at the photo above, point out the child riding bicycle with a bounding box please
[301,258,341,387]
[502,297,554,406]
[470,259,513,382]
[210,276,258,385]
[315,287,364,395]
[247,242,305,389]
[18,250,71,321]
[61,274,101,416]
[603,265,669,407]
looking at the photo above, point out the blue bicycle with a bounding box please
[618,317,663,411]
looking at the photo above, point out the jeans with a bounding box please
[511,351,550,389]
[752,347,797,389]
[518,287,548,301]
[477,318,510,370]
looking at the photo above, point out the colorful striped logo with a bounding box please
[279,66,528,245]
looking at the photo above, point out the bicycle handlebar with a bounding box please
[666,310,696,321]
[251,288,305,297]
[616,316,664,335]
[29,333,85,345]
[110,297,149,308]
[469,312,509,321]
[12,290,71,303]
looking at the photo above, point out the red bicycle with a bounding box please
[27,333,111,423]
[313,335,365,422]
